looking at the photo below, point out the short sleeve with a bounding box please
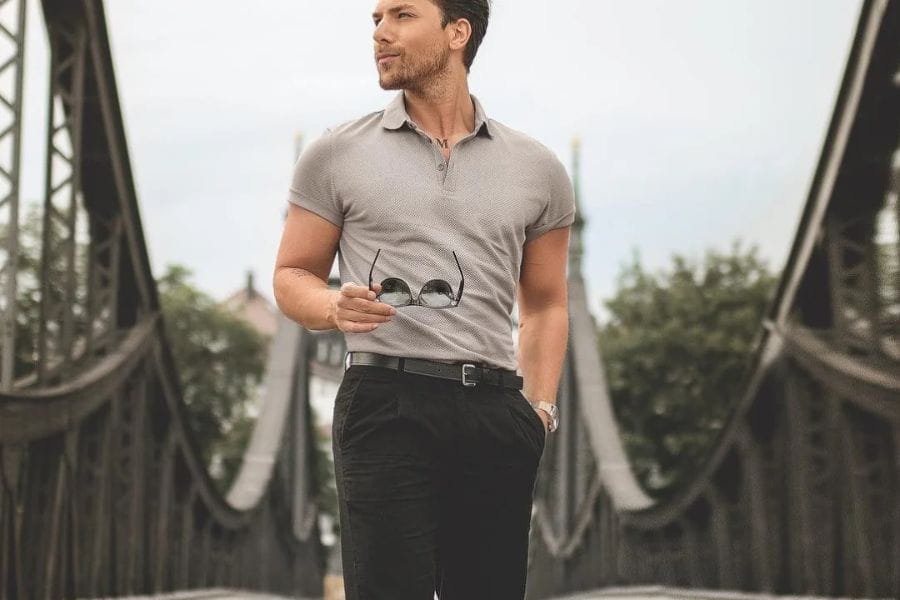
[525,152,576,242]
[286,128,343,228]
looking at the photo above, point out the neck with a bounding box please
[402,72,475,139]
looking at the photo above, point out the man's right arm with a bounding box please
[272,204,395,331]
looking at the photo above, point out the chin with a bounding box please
[378,76,404,91]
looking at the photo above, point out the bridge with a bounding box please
[0,0,898,599]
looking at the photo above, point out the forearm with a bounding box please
[273,267,338,331]
[516,304,569,404]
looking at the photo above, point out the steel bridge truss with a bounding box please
[525,2,900,598]
[1,1,324,598]
[0,1,898,599]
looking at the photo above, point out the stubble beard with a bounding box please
[378,40,451,92]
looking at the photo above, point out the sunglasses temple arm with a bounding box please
[453,251,464,305]
[369,248,381,291]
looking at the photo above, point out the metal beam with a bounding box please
[0,0,26,392]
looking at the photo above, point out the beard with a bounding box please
[378,39,451,91]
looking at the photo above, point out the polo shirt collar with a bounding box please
[381,90,493,138]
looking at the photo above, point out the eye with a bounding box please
[399,12,411,18]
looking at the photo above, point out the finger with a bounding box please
[337,304,393,323]
[341,281,377,300]
[337,309,391,324]
[344,296,395,316]
[340,320,381,333]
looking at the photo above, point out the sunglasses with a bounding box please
[368,248,465,308]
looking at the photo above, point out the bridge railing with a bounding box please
[0,1,324,598]
[526,2,900,598]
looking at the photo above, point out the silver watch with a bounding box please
[529,400,559,433]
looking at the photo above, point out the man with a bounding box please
[273,0,574,597]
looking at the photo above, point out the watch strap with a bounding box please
[529,400,559,433]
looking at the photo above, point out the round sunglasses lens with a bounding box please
[378,278,412,306]
[419,280,454,307]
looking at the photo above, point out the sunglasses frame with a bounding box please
[368,248,465,308]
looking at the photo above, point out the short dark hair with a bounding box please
[432,0,491,72]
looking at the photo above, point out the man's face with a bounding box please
[372,0,452,90]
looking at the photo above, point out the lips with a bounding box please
[376,53,399,65]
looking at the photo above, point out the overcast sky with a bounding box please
[20,0,862,320]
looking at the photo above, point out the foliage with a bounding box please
[0,203,89,380]
[5,205,267,491]
[599,240,777,500]
[5,205,329,521]
[157,264,269,491]
[3,204,43,378]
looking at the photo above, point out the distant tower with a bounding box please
[569,135,587,277]
[220,270,277,337]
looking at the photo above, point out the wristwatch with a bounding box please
[529,400,560,433]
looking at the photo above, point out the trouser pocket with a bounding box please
[333,366,366,449]
[503,388,546,461]
[335,365,402,453]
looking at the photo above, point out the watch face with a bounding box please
[548,404,559,432]
[532,401,560,432]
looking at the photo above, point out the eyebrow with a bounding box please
[372,3,416,20]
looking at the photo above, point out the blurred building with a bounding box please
[221,271,277,337]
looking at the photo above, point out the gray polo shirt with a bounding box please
[286,90,575,371]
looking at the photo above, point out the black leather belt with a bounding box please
[346,351,523,390]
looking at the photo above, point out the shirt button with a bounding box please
[438,163,445,171]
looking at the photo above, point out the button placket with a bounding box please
[408,118,481,187]
[441,132,476,187]
[433,144,448,184]
[408,120,448,184]
[430,134,446,167]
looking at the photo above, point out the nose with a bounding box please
[373,19,393,45]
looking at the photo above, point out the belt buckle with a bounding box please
[461,363,477,387]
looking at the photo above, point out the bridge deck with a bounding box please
[552,586,889,600]
[121,586,889,600]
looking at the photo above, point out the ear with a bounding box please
[446,17,471,52]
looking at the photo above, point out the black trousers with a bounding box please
[332,363,547,600]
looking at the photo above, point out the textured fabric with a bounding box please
[332,364,545,599]
[287,90,575,370]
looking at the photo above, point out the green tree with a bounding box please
[1,202,89,380]
[600,240,777,500]
[3,204,44,378]
[157,264,269,491]
[4,207,269,492]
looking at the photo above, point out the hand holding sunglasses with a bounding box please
[328,281,396,333]
[368,249,465,308]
